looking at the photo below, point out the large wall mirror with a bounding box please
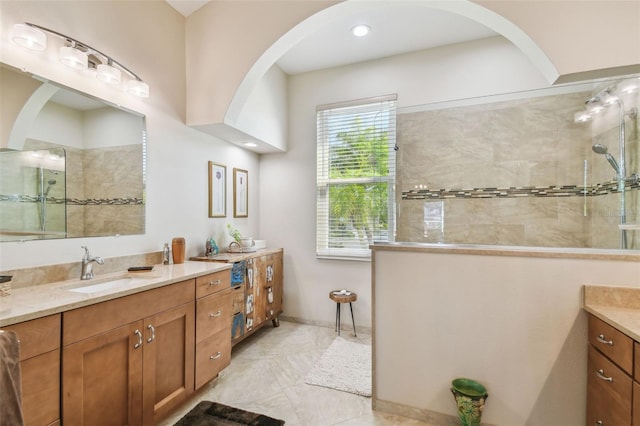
[0,63,146,242]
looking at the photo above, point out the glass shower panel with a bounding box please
[0,148,66,241]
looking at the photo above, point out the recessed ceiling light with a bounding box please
[351,24,371,37]
[244,142,258,148]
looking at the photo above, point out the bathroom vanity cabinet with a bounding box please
[62,279,195,426]
[3,314,61,426]
[193,249,283,345]
[587,314,638,425]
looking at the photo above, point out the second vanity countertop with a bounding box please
[0,261,232,327]
[583,284,640,342]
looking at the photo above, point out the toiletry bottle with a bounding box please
[163,243,170,265]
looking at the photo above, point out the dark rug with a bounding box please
[174,401,285,426]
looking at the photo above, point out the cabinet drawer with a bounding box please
[196,270,231,299]
[587,345,632,425]
[588,315,633,374]
[3,314,60,360]
[21,349,60,426]
[196,289,233,343]
[195,328,231,389]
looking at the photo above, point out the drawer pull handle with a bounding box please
[147,324,156,343]
[595,421,603,426]
[210,352,222,360]
[210,310,222,318]
[209,279,222,286]
[596,334,614,346]
[134,329,143,349]
[596,369,613,382]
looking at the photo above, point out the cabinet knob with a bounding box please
[210,352,222,360]
[596,334,614,346]
[595,421,603,426]
[209,310,222,318]
[595,369,613,383]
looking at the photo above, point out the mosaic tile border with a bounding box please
[0,195,144,205]
[402,180,640,200]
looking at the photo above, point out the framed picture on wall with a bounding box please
[233,168,248,218]
[208,162,226,217]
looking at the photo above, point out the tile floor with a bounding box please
[159,320,436,426]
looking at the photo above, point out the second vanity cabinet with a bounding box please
[62,279,195,426]
[587,314,637,425]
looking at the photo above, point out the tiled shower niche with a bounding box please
[397,81,640,250]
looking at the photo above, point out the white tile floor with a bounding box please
[159,321,436,425]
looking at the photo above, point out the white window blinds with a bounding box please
[316,94,397,260]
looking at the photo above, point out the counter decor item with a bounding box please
[205,238,219,257]
[450,378,488,426]
[163,243,171,265]
[172,237,185,264]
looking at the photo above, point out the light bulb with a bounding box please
[351,25,371,37]
[126,79,149,97]
[59,46,88,70]
[96,63,121,85]
[11,24,46,51]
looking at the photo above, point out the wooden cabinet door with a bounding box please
[634,381,640,426]
[253,255,267,327]
[267,253,283,321]
[142,301,195,425]
[21,350,60,426]
[62,321,143,426]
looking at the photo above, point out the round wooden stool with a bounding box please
[329,290,357,336]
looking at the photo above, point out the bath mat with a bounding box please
[304,336,372,397]
[173,401,285,426]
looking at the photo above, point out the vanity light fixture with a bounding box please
[351,24,371,37]
[10,22,149,98]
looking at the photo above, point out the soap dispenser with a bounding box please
[163,243,171,265]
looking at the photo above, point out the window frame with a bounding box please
[316,94,397,260]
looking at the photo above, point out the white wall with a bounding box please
[373,247,640,425]
[0,1,260,269]
[260,36,550,329]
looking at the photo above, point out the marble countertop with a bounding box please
[372,242,640,262]
[583,285,640,342]
[191,247,283,263]
[0,261,232,327]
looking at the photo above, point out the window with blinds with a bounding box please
[316,94,397,260]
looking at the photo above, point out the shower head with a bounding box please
[592,144,621,176]
[44,179,57,197]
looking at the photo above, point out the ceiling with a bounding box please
[166,1,497,75]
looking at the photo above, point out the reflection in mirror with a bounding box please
[397,74,640,250]
[0,64,146,242]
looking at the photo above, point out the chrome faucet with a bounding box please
[81,246,104,280]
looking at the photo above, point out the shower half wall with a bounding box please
[397,80,640,250]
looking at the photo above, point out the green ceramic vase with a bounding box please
[450,378,488,426]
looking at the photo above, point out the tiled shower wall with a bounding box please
[397,90,640,249]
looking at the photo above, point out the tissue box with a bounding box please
[254,240,266,249]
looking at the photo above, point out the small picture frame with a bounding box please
[208,162,226,217]
[233,168,248,218]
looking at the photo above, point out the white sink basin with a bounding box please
[62,274,157,294]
